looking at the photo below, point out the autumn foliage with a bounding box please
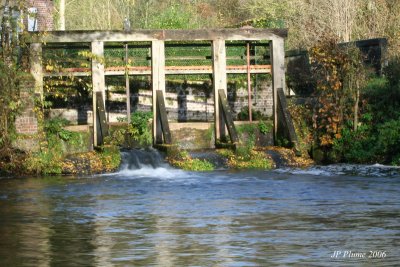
[309,38,365,149]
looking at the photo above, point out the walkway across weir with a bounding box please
[27,28,290,147]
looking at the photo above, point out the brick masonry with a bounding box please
[15,78,38,135]
[27,0,54,31]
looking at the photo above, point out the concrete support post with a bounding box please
[151,40,166,145]
[212,39,227,143]
[30,43,43,97]
[91,41,105,147]
[271,37,285,144]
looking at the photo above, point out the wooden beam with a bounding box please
[218,89,239,144]
[156,90,172,144]
[152,40,166,145]
[95,91,109,146]
[277,88,300,155]
[27,29,288,43]
[271,37,285,144]
[212,39,227,142]
[30,43,43,97]
[246,41,252,122]
[43,65,272,77]
[125,43,131,123]
[91,41,105,147]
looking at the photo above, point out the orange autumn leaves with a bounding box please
[309,39,360,147]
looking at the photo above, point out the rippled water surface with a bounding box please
[0,152,399,266]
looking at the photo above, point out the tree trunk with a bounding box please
[354,80,360,131]
[1,0,12,65]
[59,0,66,30]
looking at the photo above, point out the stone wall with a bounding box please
[48,78,274,124]
[134,79,273,121]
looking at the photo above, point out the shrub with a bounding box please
[258,120,273,135]
[24,150,63,175]
[363,77,400,122]
[333,123,376,163]
[288,103,313,157]
[23,118,87,175]
[0,61,21,149]
[333,117,400,165]
[113,111,153,147]
[375,119,400,163]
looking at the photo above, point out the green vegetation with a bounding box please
[44,118,82,145]
[0,1,30,168]
[22,117,121,175]
[216,122,274,169]
[287,102,313,157]
[23,118,78,175]
[258,120,273,135]
[330,58,400,165]
[108,111,153,148]
[127,111,153,146]
[166,146,214,171]
[62,145,121,175]
[290,40,400,165]
[0,62,21,150]
[217,148,273,169]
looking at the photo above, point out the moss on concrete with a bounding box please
[166,145,214,171]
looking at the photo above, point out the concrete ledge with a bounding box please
[169,122,212,131]
[63,125,90,132]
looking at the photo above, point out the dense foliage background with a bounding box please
[54,0,400,55]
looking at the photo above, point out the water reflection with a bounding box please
[0,168,399,266]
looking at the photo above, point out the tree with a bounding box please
[53,0,66,30]
[64,0,135,30]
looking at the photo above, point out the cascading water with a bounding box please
[120,148,167,169]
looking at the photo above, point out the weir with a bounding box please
[24,28,297,149]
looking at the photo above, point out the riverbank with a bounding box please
[0,145,121,176]
[0,145,314,176]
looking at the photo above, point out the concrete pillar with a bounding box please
[151,40,166,145]
[30,43,43,97]
[212,39,227,142]
[91,41,105,147]
[271,37,285,143]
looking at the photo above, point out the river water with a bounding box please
[0,150,399,266]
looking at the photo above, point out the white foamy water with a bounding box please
[118,165,187,179]
[113,149,190,180]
